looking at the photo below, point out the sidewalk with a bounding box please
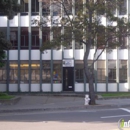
[0,95,130,113]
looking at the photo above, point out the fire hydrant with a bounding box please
[84,94,90,105]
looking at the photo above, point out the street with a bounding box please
[1,108,130,130]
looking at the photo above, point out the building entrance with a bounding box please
[63,67,74,91]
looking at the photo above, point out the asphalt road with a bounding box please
[1,108,130,130]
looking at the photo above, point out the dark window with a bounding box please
[42,1,50,16]
[32,0,39,14]
[21,0,29,14]
[75,69,84,83]
[10,31,18,50]
[21,28,29,49]
[32,30,39,49]
[119,0,127,15]
[108,69,116,83]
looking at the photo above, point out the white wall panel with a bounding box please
[9,84,18,92]
[53,50,62,60]
[118,50,128,60]
[0,16,7,27]
[64,50,73,58]
[21,16,29,27]
[31,84,40,92]
[119,83,129,92]
[97,84,106,92]
[75,50,84,60]
[75,83,84,92]
[9,16,18,27]
[42,50,51,60]
[88,49,95,59]
[96,50,106,60]
[20,84,29,92]
[100,16,106,26]
[107,50,117,59]
[108,83,117,92]
[42,84,51,92]
[53,84,62,92]
[9,50,18,60]
[20,50,29,60]
[31,50,40,60]
[86,84,89,92]
[31,16,39,27]
[0,84,6,92]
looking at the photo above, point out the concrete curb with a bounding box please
[1,104,130,113]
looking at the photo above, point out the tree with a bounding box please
[33,0,130,105]
[0,0,22,67]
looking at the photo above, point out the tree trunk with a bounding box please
[84,48,96,105]
[88,75,96,105]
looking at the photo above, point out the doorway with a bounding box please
[63,67,74,91]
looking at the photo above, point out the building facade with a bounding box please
[0,0,130,93]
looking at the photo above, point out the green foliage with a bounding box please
[0,0,21,68]
[0,32,12,68]
[0,0,22,19]
[0,92,14,99]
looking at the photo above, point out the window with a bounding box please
[21,28,28,49]
[108,60,116,83]
[51,0,61,16]
[64,27,72,49]
[75,61,84,83]
[42,61,51,83]
[97,60,106,83]
[9,62,18,83]
[120,36,127,49]
[53,61,62,83]
[42,0,50,16]
[10,28,18,50]
[32,28,39,49]
[32,0,39,13]
[0,66,6,84]
[119,60,127,83]
[119,0,127,15]
[31,62,40,83]
[41,28,50,48]
[21,0,29,13]
[64,0,72,15]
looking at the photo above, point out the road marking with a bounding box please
[119,108,130,113]
[101,115,130,119]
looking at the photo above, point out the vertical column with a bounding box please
[105,4,110,92]
[18,0,21,92]
[50,0,53,92]
[105,49,108,92]
[83,0,86,92]
[127,0,130,91]
[116,7,119,92]
[6,20,10,92]
[61,0,64,91]
[116,48,119,92]
[39,0,43,92]
[94,60,97,92]
[28,0,32,92]
[72,0,75,91]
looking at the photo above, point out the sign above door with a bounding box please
[63,59,74,67]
